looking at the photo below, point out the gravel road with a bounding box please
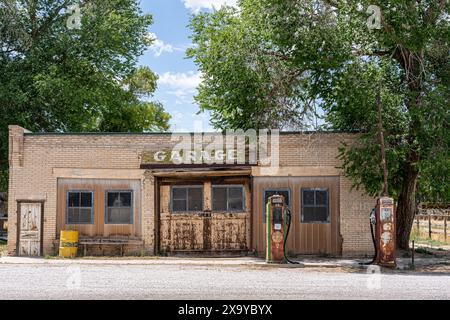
[0,263,449,300]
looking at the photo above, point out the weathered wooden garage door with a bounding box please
[18,202,43,256]
[158,179,251,254]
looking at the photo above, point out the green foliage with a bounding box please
[0,0,171,191]
[188,0,449,203]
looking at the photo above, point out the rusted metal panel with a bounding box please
[18,203,42,256]
[252,176,341,257]
[159,177,251,254]
[56,179,141,238]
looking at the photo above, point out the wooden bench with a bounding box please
[78,238,144,256]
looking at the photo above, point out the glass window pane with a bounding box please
[78,208,92,223]
[314,206,328,222]
[107,208,132,224]
[229,187,242,199]
[316,190,328,206]
[68,192,80,207]
[229,198,243,211]
[67,208,78,224]
[80,192,92,207]
[172,199,187,212]
[172,188,187,200]
[120,192,132,207]
[302,207,315,222]
[108,192,119,207]
[68,208,92,224]
[188,188,203,211]
[303,190,315,205]
[213,188,227,211]
[302,206,329,223]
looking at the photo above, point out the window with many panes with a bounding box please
[171,186,203,212]
[301,188,329,223]
[212,185,244,212]
[263,189,290,223]
[105,191,133,224]
[67,191,94,224]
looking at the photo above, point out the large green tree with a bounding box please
[188,0,450,249]
[0,0,171,190]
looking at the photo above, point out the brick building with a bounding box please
[7,125,375,257]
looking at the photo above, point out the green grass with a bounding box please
[410,228,449,247]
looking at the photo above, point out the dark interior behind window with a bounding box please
[301,188,329,223]
[212,186,244,212]
[67,191,93,224]
[171,186,203,212]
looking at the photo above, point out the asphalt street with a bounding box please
[0,263,449,299]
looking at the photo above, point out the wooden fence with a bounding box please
[415,207,450,243]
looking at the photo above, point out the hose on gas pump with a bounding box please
[284,207,300,264]
[360,208,377,265]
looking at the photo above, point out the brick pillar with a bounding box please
[7,126,30,255]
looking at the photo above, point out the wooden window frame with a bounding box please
[104,190,134,225]
[170,186,204,213]
[66,190,94,225]
[301,188,330,224]
[212,185,245,213]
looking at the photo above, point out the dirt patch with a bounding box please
[0,240,7,256]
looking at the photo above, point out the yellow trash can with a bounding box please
[59,230,79,258]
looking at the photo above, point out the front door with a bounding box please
[18,202,42,256]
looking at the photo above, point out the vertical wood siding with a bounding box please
[252,176,342,256]
[56,179,141,238]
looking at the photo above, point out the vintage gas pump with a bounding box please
[265,195,298,264]
[374,196,396,267]
[266,195,285,263]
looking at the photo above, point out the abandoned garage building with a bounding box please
[7,125,375,257]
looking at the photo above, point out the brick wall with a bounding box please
[8,126,374,257]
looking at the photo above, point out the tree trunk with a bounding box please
[396,159,419,250]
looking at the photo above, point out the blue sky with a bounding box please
[138,1,237,132]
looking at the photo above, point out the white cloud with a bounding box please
[182,0,238,13]
[158,71,202,92]
[147,33,185,57]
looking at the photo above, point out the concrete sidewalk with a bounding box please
[0,255,448,270]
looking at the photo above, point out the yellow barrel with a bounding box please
[59,230,79,258]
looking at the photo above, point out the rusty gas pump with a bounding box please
[374,196,396,267]
[266,195,285,263]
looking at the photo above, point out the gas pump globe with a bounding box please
[266,195,286,263]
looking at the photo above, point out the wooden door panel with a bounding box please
[18,203,42,256]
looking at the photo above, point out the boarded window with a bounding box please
[212,186,244,212]
[105,191,133,224]
[301,189,329,223]
[171,186,203,212]
[67,191,94,224]
[263,189,290,223]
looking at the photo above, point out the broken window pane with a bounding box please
[105,191,133,224]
